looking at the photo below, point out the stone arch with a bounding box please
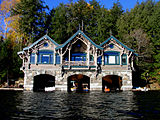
[102,74,122,91]
[67,74,90,92]
[102,71,123,78]
[67,72,91,78]
[33,74,55,92]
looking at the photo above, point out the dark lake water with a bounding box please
[0,91,160,120]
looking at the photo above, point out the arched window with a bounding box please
[37,50,53,64]
[104,51,120,65]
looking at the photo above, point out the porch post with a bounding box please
[35,53,37,65]
[69,48,71,67]
[23,56,25,68]
[87,44,90,66]
[53,50,55,65]
[94,48,97,66]
[120,53,122,65]
[60,48,63,64]
[102,52,104,66]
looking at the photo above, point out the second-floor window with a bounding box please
[37,50,53,64]
[122,54,127,65]
[56,54,60,64]
[104,51,120,65]
[30,53,35,64]
[71,53,86,61]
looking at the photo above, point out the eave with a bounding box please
[56,30,103,50]
[100,36,135,52]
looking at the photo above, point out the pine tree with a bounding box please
[12,0,48,43]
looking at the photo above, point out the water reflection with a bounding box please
[0,91,160,119]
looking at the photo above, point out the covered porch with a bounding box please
[56,30,103,69]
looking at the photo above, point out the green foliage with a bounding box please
[1,0,160,83]
[11,0,48,43]
[48,0,123,44]
[0,39,22,83]
[117,0,158,82]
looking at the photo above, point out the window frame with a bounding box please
[30,53,35,64]
[104,51,120,65]
[37,50,54,64]
[121,54,127,65]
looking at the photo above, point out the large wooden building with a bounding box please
[18,30,137,92]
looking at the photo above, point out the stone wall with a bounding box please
[23,69,132,91]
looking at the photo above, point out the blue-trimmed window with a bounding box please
[44,42,48,47]
[97,56,102,65]
[56,54,60,64]
[30,53,35,64]
[104,51,120,65]
[37,50,53,64]
[109,43,114,49]
[71,52,86,61]
[90,55,94,61]
[122,54,127,65]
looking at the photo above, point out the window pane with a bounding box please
[97,56,102,65]
[50,55,53,64]
[42,55,50,64]
[71,57,74,61]
[37,54,41,63]
[56,54,60,64]
[30,54,35,64]
[122,55,127,65]
[116,56,119,64]
[104,56,108,65]
[109,56,115,64]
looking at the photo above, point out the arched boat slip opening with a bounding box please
[67,74,90,92]
[33,74,55,92]
[102,75,122,92]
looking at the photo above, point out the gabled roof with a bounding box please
[23,34,59,51]
[100,36,135,52]
[56,30,103,50]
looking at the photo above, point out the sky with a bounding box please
[44,0,159,11]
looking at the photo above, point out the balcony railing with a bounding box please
[62,61,95,66]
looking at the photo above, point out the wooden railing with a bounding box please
[62,61,95,66]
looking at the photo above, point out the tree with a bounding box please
[0,38,22,84]
[117,0,155,82]
[110,1,123,37]
[12,0,48,44]
[147,1,160,80]
[0,0,20,38]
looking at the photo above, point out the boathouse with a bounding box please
[18,30,136,92]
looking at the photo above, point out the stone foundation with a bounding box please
[23,69,133,91]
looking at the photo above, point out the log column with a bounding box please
[87,43,90,66]
[68,48,71,67]
[60,48,63,64]
[94,48,97,66]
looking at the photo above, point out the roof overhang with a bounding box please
[56,30,103,50]
[100,36,135,52]
[23,34,59,51]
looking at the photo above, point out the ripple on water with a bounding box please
[0,91,160,119]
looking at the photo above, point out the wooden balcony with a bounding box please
[62,61,95,66]
[62,61,96,70]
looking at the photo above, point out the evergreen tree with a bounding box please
[110,1,123,37]
[148,1,160,80]
[0,39,22,84]
[12,0,48,43]
[117,0,155,81]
